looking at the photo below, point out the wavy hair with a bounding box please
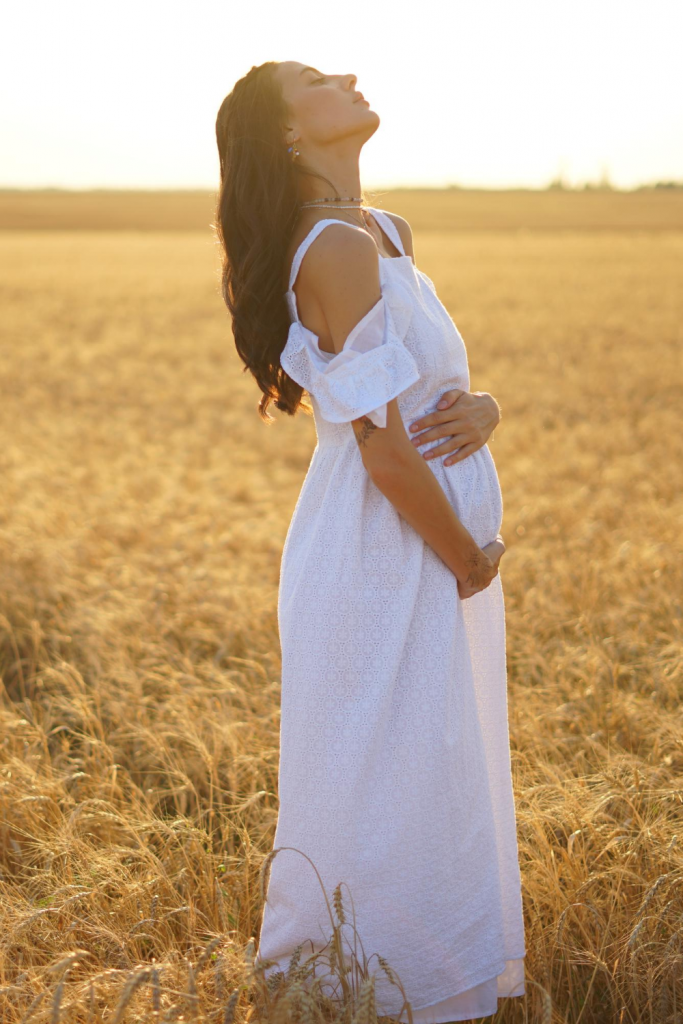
[214,61,368,423]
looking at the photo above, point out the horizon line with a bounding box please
[1,180,682,194]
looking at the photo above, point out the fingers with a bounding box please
[409,413,444,434]
[410,425,462,448]
[420,435,470,460]
[436,388,465,410]
[444,442,478,466]
[409,390,466,434]
[410,431,481,466]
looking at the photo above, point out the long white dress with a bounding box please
[256,208,526,1022]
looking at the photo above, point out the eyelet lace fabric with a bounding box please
[281,290,420,428]
[257,208,526,1021]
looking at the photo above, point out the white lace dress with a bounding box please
[256,208,526,1022]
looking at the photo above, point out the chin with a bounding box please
[361,104,380,123]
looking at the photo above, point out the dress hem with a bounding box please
[399,950,527,1020]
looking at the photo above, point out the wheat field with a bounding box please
[0,189,682,1023]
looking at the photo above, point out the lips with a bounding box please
[353,93,365,103]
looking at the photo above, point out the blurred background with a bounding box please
[1,2,682,1023]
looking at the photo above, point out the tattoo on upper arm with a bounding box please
[352,416,379,447]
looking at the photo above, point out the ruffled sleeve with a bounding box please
[280,285,420,427]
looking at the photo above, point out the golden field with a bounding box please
[0,189,682,1023]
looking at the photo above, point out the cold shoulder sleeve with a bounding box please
[280,284,420,427]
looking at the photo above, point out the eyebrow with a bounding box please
[299,66,321,76]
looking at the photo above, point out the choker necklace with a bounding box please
[301,204,367,211]
[299,196,371,232]
[299,195,363,209]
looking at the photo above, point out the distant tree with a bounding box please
[547,173,568,190]
[598,164,614,190]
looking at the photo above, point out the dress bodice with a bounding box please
[280,207,471,448]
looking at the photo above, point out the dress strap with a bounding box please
[287,209,406,294]
[367,207,406,256]
[288,219,350,293]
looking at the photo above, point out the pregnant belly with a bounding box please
[280,438,504,609]
[431,442,504,549]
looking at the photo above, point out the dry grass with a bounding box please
[0,190,682,1023]
[2,185,683,232]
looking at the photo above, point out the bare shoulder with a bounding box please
[384,211,415,260]
[294,222,382,357]
[299,221,380,295]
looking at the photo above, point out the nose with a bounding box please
[345,73,357,90]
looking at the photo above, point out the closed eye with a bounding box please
[312,76,327,84]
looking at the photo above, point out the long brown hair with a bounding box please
[214,62,357,423]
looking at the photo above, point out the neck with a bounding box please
[296,143,363,207]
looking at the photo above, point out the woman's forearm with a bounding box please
[367,440,486,584]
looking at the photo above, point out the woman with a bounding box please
[214,61,526,1023]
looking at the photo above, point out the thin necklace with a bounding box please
[299,197,370,231]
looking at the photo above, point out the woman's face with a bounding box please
[275,61,379,151]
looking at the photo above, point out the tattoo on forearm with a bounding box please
[353,416,379,447]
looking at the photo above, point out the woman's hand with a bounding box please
[457,534,506,600]
[482,534,505,571]
[408,390,501,467]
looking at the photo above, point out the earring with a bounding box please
[287,141,300,161]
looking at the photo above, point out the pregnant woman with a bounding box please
[215,61,526,1022]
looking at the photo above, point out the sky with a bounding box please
[2,0,681,191]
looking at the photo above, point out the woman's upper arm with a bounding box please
[303,224,383,353]
[302,226,418,470]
